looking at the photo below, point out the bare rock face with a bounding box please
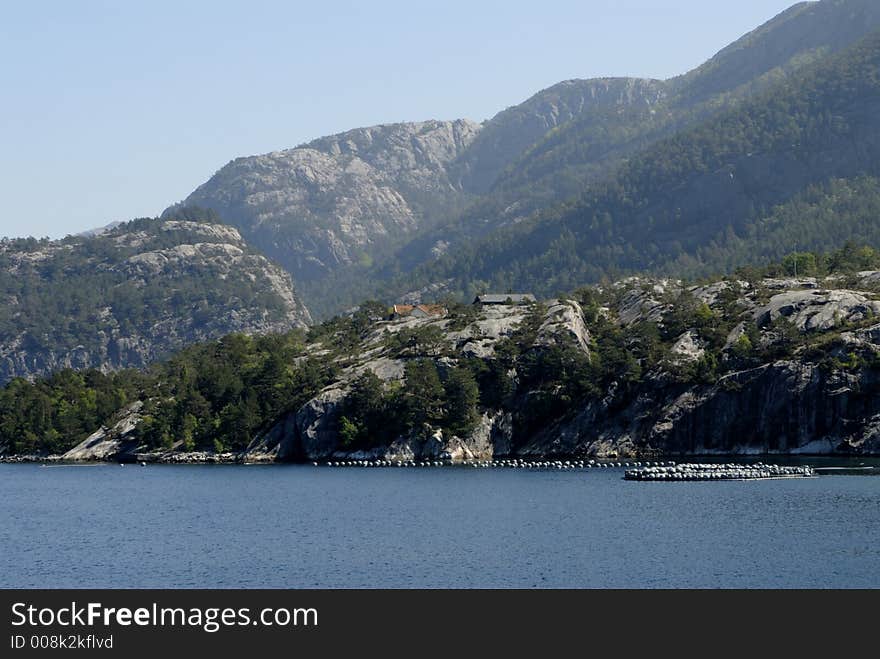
[857,270,880,286]
[760,277,820,290]
[518,358,880,458]
[62,402,144,461]
[691,280,750,305]
[536,300,591,355]
[670,330,705,364]
[458,77,668,194]
[457,411,513,460]
[450,305,531,358]
[295,388,348,459]
[756,289,880,331]
[839,321,880,348]
[246,301,585,461]
[381,412,510,462]
[615,279,675,326]
[646,361,880,455]
[177,120,481,284]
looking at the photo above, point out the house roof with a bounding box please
[474,294,536,304]
[414,304,447,316]
[392,303,447,317]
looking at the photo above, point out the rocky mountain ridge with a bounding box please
[167,1,880,320]
[174,119,481,284]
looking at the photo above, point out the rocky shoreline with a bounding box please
[0,452,866,466]
[0,452,245,465]
[7,273,880,463]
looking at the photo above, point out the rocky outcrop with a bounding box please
[670,330,705,363]
[840,321,880,348]
[536,300,591,355]
[518,358,880,458]
[756,289,880,331]
[294,388,348,460]
[611,278,880,337]
[247,301,580,461]
[0,217,311,383]
[512,276,880,458]
[23,273,880,462]
[381,412,511,463]
[175,120,481,285]
[614,279,674,326]
[62,402,145,461]
[644,361,880,454]
[450,305,531,359]
[250,391,507,464]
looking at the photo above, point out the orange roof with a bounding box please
[415,304,447,316]
[392,303,447,317]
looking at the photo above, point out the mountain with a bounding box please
[171,120,480,285]
[670,0,880,105]
[379,0,880,297]
[0,212,311,383]
[6,244,880,459]
[166,1,880,320]
[390,27,880,301]
[453,77,668,195]
[510,0,880,195]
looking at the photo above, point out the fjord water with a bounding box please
[2,463,878,588]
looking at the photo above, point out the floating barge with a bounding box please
[624,463,815,481]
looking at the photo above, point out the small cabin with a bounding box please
[473,294,536,306]
[391,304,448,319]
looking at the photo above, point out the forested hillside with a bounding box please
[6,243,880,459]
[7,1,880,394]
[383,29,880,301]
[0,209,311,382]
[296,0,880,316]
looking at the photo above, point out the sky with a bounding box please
[0,0,797,239]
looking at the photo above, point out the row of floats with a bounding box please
[313,459,671,470]
[623,463,815,481]
[312,459,817,481]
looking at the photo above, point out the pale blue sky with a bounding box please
[0,0,796,238]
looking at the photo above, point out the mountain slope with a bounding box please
[168,0,880,319]
[464,0,880,231]
[172,120,480,285]
[8,245,880,459]
[311,0,880,316]
[454,77,667,194]
[394,29,880,299]
[671,0,880,105]
[0,213,311,382]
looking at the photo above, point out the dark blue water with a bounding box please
[1,463,878,588]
